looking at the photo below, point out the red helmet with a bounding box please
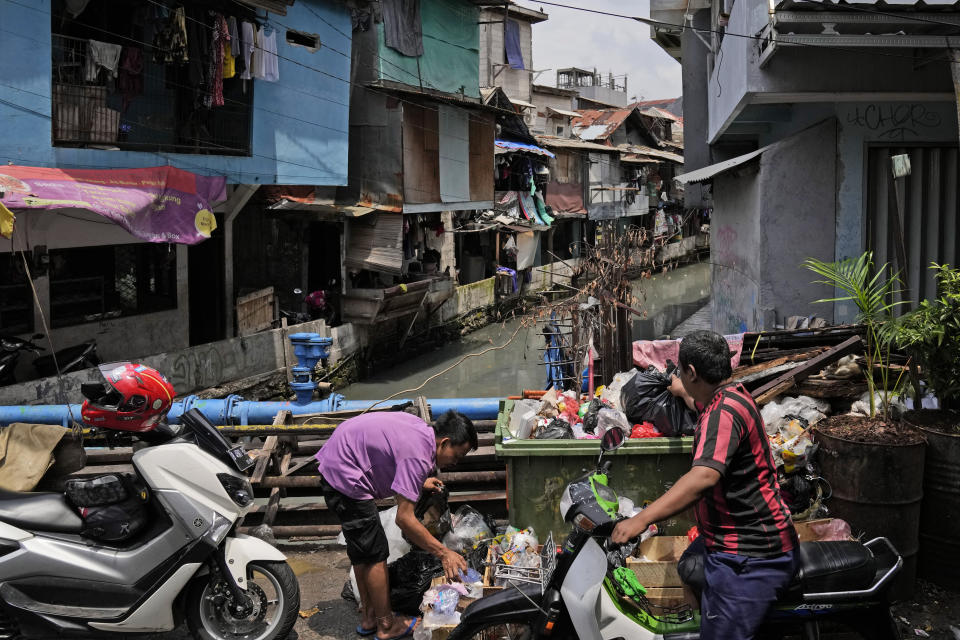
[81,363,175,432]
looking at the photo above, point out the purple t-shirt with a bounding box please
[315,412,436,502]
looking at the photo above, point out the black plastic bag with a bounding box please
[535,417,573,440]
[621,370,696,437]
[582,399,603,434]
[388,550,444,615]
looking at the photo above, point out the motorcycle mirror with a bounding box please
[601,427,625,452]
[293,288,303,295]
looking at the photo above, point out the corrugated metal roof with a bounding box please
[547,107,582,119]
[509,98,537,110]
[572,107,637,140]
[536,136,619,152]
[673,144,775,184]
[495,139,555,157]
[640,107,682,123]
[620,145,684,163]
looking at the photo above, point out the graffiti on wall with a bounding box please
[845,104,942,142]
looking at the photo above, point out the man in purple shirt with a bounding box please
[316,410,477,640]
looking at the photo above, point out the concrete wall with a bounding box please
[0,318,330,406]
[577,85,628,108]
[711,169,762,334]
[680,9,712,208]
[479,11,533,103]
[711,121,838,333]
[531,87,578,136]
[709,0,955,142]
[0,209,190,377]
[0,0,351,185]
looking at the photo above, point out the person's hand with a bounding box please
[667,373,685,398]
[423,477,444,493]
[611,515,647,545]
[441,548,468,581]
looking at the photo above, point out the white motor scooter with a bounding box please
[0,408,299,640]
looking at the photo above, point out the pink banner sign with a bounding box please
[0,165,226,244]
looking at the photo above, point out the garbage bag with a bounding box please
[601,369,639,410]
[388,550,444,615]
[414,485,452,540]
[442,505,494,553]
[582,398,604,434]
[761,395,829,436]
[342,505,412,602]
[596,408,631,436]
[535,417,573,440]
[621,370,695,437]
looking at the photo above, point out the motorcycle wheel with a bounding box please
[185,561,300,640]
[448,621,535,640]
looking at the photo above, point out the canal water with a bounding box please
[340,262,710,400]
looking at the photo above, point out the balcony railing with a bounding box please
[52,33,252,155]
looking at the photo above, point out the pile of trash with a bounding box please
[507,365,696,441]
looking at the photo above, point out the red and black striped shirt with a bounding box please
[692,383,797,558]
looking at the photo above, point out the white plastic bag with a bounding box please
[761,395,829,435]
[602,369,638,411]
[341,506,410,602]
[596,407,632,436]
[509,399,540,439]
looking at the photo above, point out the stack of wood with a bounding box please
[732,325,869,405]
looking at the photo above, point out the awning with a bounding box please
[673,147,768,184]
[621,154,662,164]
[0,165,226,244]
[547,107,581,119]
[268,199,375,217]
[509,98,537,110]
[344,213,405,275]
[495,139,556,158]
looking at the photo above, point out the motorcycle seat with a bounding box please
[796,541,876,594]
[0,488,84,534]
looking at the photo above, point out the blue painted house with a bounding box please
[0,0,352,371]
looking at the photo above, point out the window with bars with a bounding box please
[49,244,177,328]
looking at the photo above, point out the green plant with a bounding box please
[804,251,905,420]
[885,263,960,411]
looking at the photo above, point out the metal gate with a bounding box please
[867,145,960,307]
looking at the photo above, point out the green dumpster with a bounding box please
[495,400,695,540]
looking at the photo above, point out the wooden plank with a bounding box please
[751,336,862,404]
[250,436,278,484]
[732,348,828,379]
[415,395,432,423]
[264,450,293,527]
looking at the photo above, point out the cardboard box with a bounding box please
[643,586,699,609]
[626,536,690,588]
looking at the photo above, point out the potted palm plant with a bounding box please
[886,262,960,589]
[803,251,925,599]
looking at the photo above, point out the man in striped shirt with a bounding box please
[612,330,798,639]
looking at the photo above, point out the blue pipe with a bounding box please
[0,395,503,427]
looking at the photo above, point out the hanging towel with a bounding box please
[504,20,524,69]
[84,40,122,81]
[382,0,423,57]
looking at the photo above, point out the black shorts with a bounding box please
[320,475,390,566]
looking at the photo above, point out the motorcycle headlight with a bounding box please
[559,485,573,519]
[593,481,618,505]
[217,473,254,508]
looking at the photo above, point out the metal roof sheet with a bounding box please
[546,107,582,118]
[673,145,774,184]
[536,136,619,152]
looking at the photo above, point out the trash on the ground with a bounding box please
[442,505,494,553]
[914,629,929,637]
[535,417,574,440]
[298,606,319,618]
[761,395,829,436]
[389,549,444,615]
[420,585,461,628]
